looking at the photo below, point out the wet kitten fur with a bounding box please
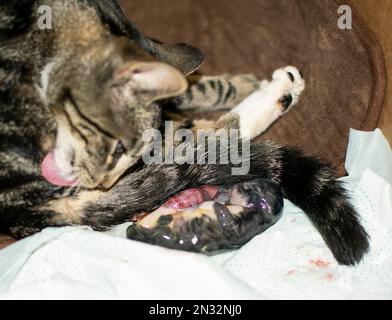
[0,0,369,265]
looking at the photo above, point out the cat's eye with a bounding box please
[114,141,126,155]
[109,141,126,168]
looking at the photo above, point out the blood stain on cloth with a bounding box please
[286,269,296,276]
[325,273,334,281]
[309,259,331,268]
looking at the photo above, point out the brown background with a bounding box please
[351,0,392,143]
[121,0,387,174]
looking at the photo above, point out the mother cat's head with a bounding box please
[34,0,203,189]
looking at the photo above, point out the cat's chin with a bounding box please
[41,152,78,187]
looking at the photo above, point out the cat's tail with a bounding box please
[247,142,369,266]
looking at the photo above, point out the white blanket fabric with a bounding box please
[0,129,391,300]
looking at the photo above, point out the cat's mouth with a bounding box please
[41,152,78,187]
[41,150,136,189]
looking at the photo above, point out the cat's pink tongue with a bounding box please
[41,152,77,187]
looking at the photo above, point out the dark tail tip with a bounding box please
[279,147,370,266]
[316,185,370,266]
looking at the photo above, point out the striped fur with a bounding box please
[0,0,369,265]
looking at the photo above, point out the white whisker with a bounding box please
[62,178,82,197]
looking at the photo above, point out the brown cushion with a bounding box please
[120,0,386,175]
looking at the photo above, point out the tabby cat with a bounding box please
[0,0,369,265]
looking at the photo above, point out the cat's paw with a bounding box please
[272,66,305,113]
[231,66,305,140]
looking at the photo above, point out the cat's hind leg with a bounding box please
[173,74,263,112]
[191,66,305,140]
[223,66,305,140]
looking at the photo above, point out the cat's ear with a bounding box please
[147,40,204,76]
[114,61,188,104]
